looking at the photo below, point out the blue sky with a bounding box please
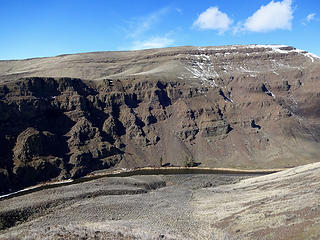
[0,0,319,59]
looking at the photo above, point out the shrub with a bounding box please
[184,156,196,167]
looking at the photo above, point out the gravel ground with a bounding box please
[2,165,319,240]
[0,173,255,240]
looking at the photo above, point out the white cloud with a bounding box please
[193,7,233,34]
[244,0,293,32]
[131,37,174,50]
[306,13,316,22]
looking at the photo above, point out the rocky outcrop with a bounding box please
[0,45,320,193]
[12,128,64,189]
[13,128,58,162]
[200,120,232,137]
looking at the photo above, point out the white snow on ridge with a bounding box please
[250,44,320,63]
[197,45,320,63]
[186,44,319,88]
[271,58,303,71]
[302,52,320,63]
[249,44,288,49]
[197,46,237,51]
[184,54,219,87]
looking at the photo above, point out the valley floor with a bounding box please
[1,163,320,240]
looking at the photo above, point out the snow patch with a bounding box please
[197,46,237,51]
[251,44,320,62]
[196,45,320,63]
[184,54,220,87]
[262,83,276,98]
[219,89,233,103]
[264,89,275,98]
[239,66,260,73]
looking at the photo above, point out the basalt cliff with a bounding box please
[1,45,320,193]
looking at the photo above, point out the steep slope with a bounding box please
[0,44,320,193]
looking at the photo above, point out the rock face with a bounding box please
[0,44,320,193]
[12,127,64,188]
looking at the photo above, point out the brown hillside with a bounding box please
[0,44,320,193]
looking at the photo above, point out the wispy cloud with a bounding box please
[128,8,169,38]
[121,7,176,50]
[302,13,316,25]
[243,0,293,32]
[232,21,244,35]
[131,37,174,50]
[193,7,233,34]
[306,13,316,22]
